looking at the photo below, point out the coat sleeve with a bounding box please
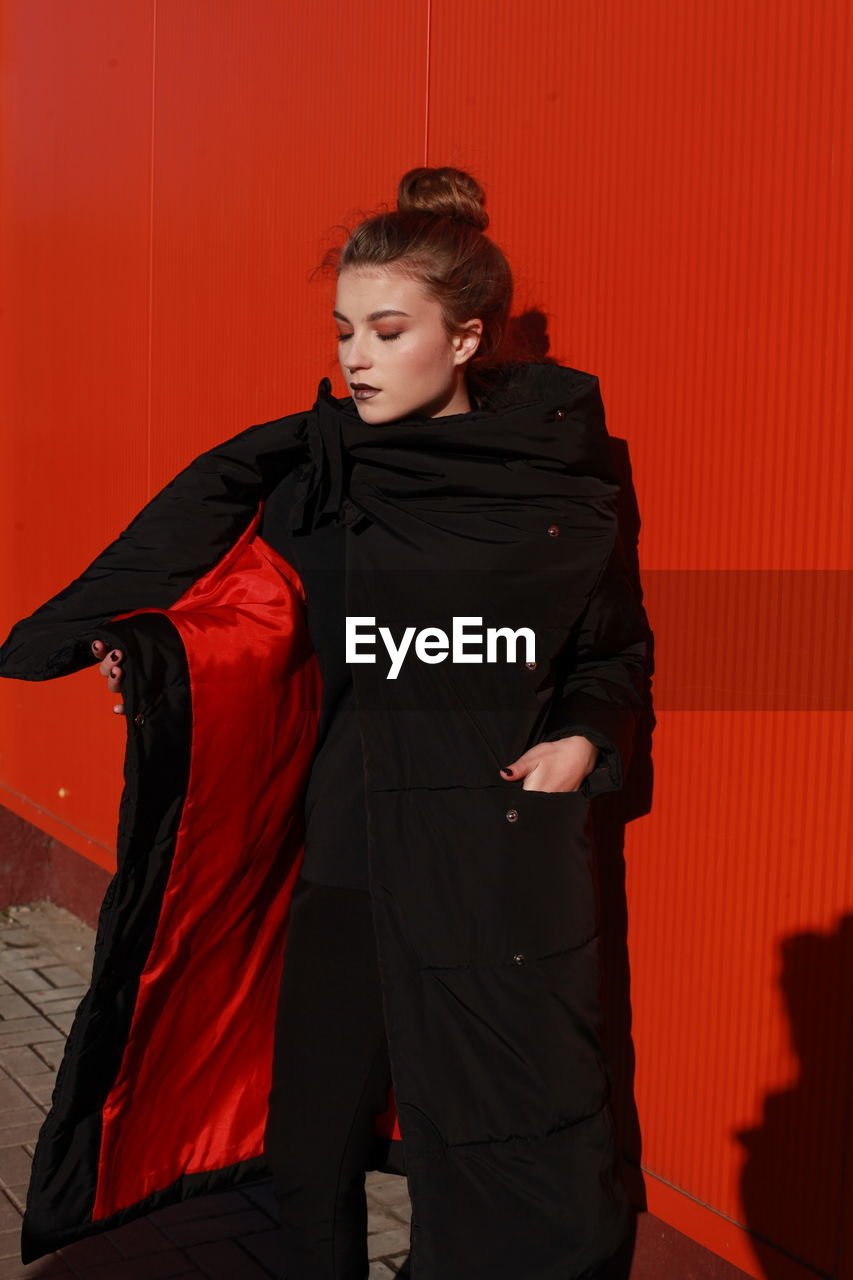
[540,528,650,797]
[0,410,309,684]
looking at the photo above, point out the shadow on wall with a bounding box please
[735,915,853,1279]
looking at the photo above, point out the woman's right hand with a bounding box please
[91,639,126,715]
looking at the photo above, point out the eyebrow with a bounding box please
[332,309,412,323]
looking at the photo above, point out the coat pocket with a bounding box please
[370,786,597,970]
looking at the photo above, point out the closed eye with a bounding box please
[337,333,402,343]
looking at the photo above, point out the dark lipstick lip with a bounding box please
[351,383,379,390]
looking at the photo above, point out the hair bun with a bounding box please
[397,166,489,232]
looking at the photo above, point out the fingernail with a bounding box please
[110,651,119,661]
[501,767,513,775]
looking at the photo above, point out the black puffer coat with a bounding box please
[0,360,650,1277]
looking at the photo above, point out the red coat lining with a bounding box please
[91,504,400,1219]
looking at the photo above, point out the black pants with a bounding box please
[264,873,398,1280]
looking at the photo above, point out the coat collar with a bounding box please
[315,358,597,421]
[286,360,618,536]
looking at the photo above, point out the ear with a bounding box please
[453,319,483,365]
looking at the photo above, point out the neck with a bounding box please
[426,374,473,418]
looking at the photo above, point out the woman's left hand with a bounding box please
[499,736,598,792]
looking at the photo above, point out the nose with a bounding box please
[342,334,372,376]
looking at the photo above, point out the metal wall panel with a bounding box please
[1,1,850,1274]
[146,0,428,482]
[0,0,155,865]
[425,3,851,1272]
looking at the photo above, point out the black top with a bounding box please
[259,468,370,891]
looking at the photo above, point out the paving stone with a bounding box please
[0,1254,73,1278]
[0,1052,48,1079]
[0,1122,44,1149]
[366,1174,409,1204]
[385,1257,411,1275]
[9,1073,55,1090]
[26,991,87,1010]
[0,1187,27,1214]
[0,976,47,998]
[30,1003,79,1020]
[186,1237,274,1278]
[0,1000,36,1025]
[0,1113,43,1131]
[367,1210,406,1234]
[15,1083,53,1107]
[0,959,62,977]
[0,1198,19,1232]
[37,1016,75,1037]
[0,1030,65,1053]
[0,1085,33,1115]
[156,1210,273,1249]
[368,1264,395,1279]
[11,1064,54,1085]
[0,1232,20,1261]
[4,905,94,955]
[0,1148,33,1187]
[30,970,84,993]
[371,1202,411,1226]
[366,1181,411,1222]
[0,1024,52,1042]
[367,1227,410,1260]
[30,1046,63,1073]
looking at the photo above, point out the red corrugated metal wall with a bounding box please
[1,3,850,1276]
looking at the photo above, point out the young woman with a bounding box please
[2,167,649,1279]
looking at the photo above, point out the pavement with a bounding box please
[0,901,412,1280]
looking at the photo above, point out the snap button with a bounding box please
[554,408,568,420]
[547,524,560,537]
[133,712,145,726]
[512,953,526,965]
[505,808,519,823]
[525,660,537,670]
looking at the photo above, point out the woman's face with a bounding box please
[334,266,482,422]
